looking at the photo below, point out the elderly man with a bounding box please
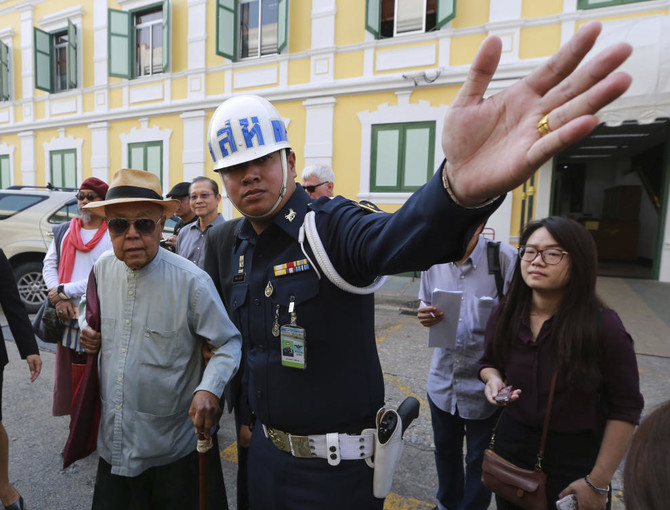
[301,165,334,198]
[203,21,633,510]
[79,169,241,510]
[177,177,225,269]
[42,177,112,422]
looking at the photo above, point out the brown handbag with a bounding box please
[481,373,557,510]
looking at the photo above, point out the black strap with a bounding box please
[218,217,244,309]
[487,241,504,299]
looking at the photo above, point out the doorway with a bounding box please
[551,119,670,279]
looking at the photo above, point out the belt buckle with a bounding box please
[289,435,312,458]
[266,427,291,453]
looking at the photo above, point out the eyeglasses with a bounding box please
[303,182,328,193]
[518,246,568,265]
[190,193,212,201]
[106,217,164,236]
[76,192,99,201]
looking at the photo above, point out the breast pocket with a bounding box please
[269,271,320,325]
[471,297,497,335]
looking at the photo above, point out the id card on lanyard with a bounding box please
[280,297,306,369]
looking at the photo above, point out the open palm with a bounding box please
[442,21,632,206]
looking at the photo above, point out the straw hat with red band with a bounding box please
[83,168,180,217]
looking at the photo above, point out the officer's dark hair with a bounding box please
[491,216,604,390]
[191,176,219,196]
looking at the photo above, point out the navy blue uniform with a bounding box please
[205,164,502,509]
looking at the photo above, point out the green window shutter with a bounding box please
[216,0,237,61]
[365,0,380,39]
[277,0,288,53]
[67,20,77,89]
[0,42,9,101]
[162,0,170,72]
[108,9,132,79]
[34,27,53,93]
[436,0,456,29]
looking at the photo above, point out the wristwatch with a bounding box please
[57,284,69,301]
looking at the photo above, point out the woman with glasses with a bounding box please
[479,216,643,510]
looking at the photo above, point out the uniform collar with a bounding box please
[238,186,309,241]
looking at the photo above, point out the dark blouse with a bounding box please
[480,306,643,433]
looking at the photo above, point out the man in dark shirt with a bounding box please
[204,22,633,509]
[165,182,197,250]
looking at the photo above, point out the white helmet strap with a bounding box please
[243,149,289,220]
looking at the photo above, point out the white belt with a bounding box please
[262,424,375,466]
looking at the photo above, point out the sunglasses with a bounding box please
[106,217,164,236]
[303,181,328,193]
[76,192,99,201]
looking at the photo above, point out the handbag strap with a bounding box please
[488,371,558,472]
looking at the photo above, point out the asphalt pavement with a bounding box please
[0,275,668,509]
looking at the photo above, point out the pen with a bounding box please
[429,312,436,318]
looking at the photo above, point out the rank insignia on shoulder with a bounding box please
[284,208,296,222]
[274,259,310,277]
[356,200,383,214]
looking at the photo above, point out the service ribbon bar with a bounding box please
[274,259,310,277]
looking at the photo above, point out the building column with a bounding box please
[89,122,110,180]
[302,96,336,170]
[18,130,35,185]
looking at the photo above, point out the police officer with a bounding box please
[204,22,632,510]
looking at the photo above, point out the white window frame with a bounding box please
[43,129,83,187]
[0,143,15,187]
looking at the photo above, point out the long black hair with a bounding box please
[491,216,604,389]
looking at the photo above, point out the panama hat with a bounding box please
[83,168,180,217]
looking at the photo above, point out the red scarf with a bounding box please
[58,218,108,283]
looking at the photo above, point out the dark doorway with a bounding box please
[552,119,670,279]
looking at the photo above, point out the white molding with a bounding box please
[88,121,109,181]
[93,0,108,91]
[303,96,335,167]
[357,91,447,198]
[18,130,35,186]
[37,6,84,31]
[120,120,172,194]
[376,44,436,72]
[129,82,165,104]
[0,141,16,186]
[489,0,522,22]
[43,128,84,186]
[233,66,278,89]
[19,6,34,103]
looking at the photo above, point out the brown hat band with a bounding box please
[106,185,163,201]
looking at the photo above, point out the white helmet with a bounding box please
[208,95,291,171]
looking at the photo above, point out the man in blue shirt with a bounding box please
[418,226,516,510]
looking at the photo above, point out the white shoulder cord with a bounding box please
[298,210,387,295]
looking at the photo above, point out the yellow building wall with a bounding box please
[335,1,366,47]
[452,0,489,29]
[172,76,188,101]
[519,24,561,59]
[275,99,306,178]
[109,87,124,110]
[521,0,563,18]
[334,49,363,80]
[288,58,310,86]
[171,0,188,74]
[289,0,311,54]
[81,8,95,90]
[450,34,487,66]
[206,70,226,97]
[67,125,93,178]
[109,119,137,173]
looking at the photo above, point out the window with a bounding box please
[129,141,163,184]
[578,0,649,8]
[34,20,77,93]
[109,0,170,79]
[216,0,288,61]
[48,198,79,224]
[0,194,46,220]
[0,42,9,101]
[370,122,435,192]
[0,155,9,188]
[50,149,77,188]
[366,0,454,39]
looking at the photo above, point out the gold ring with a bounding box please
[537,114,551,137]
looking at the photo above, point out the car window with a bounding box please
[163,216,176,234]
[48,198,79,224]
[0,193,47,220]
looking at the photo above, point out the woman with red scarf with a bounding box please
[42,177,112,426]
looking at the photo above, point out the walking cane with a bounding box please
[198,433,213,510]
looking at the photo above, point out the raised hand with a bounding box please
[442,21,632,206]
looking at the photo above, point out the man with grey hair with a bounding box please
[301,164,335,198]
